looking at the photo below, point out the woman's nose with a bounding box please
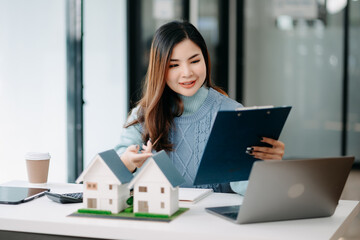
[182,64,193,78]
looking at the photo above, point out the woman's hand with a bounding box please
[141,139,153,154]
[246,137,285,160]
[120,140,153,172]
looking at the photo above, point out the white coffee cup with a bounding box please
[25,152,51,184]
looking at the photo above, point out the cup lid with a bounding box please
[25,152,51,160]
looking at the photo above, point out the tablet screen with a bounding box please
[0,186,49,204]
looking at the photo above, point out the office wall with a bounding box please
[0,0,67,182]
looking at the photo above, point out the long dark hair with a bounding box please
[126,21,226,151]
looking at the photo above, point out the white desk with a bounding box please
[0,181,359,240]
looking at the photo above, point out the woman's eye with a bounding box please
[169,64,178,68]
[191,60,200,64]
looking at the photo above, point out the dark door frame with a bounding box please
[66,0,84,183]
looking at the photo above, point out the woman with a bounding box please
[115,21,284,194]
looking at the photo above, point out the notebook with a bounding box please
[193,106,292,185]
[206,156,354,224]
[179,188,213,203]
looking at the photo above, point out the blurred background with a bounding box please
[0,0,359,186]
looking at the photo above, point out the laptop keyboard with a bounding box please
[223,211,239,220]
[207,205,241,220]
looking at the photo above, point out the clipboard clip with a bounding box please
[236,105,274,111]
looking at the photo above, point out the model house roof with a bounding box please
[128,150,185,189]
[76,149,133,184]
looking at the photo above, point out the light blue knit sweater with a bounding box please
[115,87,248,195]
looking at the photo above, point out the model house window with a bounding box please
[139,186,147,192]
[86,182,98,190]
[109,199,112,205]
[161,202,165,208]
[161,187,164,194]
[109,184,112,190]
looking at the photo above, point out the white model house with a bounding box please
[76,149,133,214]
[128,150,185,216]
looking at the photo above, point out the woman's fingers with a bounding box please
[128,144,140,152]
[248,151,282,160]
[251,146,284,156]
[146,140,153,150]
[131,152,152,164]
[121,145,153,172]
[247,137,285,160]
[261,137,285,149]
[141,140,153,153]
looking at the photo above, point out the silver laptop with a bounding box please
[206,156,354,224]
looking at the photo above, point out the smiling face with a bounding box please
[165,39,207,97]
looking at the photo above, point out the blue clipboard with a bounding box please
[193,106,292,185]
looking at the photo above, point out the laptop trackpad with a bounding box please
[206,205,241,220]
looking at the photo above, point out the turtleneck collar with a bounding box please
[179,86,209,116]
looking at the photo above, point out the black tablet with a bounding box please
[0,186,50,204]
[193,106,292,185]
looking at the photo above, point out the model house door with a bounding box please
[138,200,149,213]
[87,198,97,208]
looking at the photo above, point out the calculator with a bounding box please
[45,192,83,204]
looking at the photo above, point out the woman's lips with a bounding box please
[179,80,196,88]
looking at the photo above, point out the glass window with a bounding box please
[0,0,67,183]
[198,0,221,87]
[347,0,360,162]
[127,0,184,105]
[243,1,344,158]
[83,0,128,167]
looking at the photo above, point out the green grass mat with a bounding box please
[69,207,189,222]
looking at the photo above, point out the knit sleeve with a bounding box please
[230,181,248,196]
[114,106,143,156]
[216,91,243,111]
